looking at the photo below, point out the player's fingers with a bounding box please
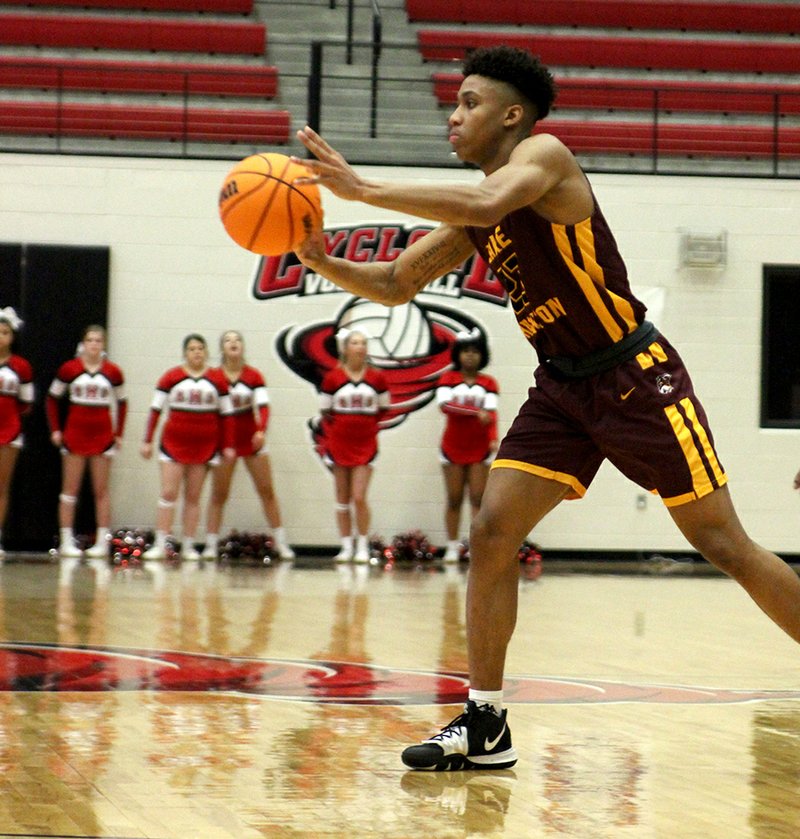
[296,127,334,160]
[292,160,343,187]
[300,125,333,152]
[290,154,316,170]
[290,157,322,184]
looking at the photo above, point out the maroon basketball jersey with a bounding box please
[466,199,647,362]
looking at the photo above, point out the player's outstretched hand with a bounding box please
[293,126,365,201]
[295,226,327,269]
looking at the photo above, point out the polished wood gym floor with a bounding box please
[0,554,799,838]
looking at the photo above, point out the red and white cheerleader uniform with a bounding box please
[47,358,127,456]
[320,366,390,467]
[0,354,34,447]
[204,365,295,560]
[226,365,270,457]
[436,370,499,465]
[143,367,234,464]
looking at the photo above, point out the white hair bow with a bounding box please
[75,342,107,358]
[335,326,371,355]
[0,306,23,331]
[455,327,481,343]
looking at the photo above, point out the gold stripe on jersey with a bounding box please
[551,220,639,342]
[663,398,726,501]
[636,342,668,370]
[661,489,703,508]
[491,458,587,498]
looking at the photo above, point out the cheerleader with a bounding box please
[47,324,127,558]
[202,330,294,560]
[436,329,498,562]
[0,307,34,556]
[319,328,389,562]
[140,334,235,561]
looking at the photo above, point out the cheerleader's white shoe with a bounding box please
[334,547,353,563]
[85,542,108,559]
[276,542,296,560]
[142,545,166,562]
[443,545,461,563]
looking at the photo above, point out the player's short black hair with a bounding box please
[462,46,557,121]
[451,332,490,371]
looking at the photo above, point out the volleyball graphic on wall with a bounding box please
[276,296,488,432]
[337,299,432,360]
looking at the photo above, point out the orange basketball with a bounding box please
[218,153,322,256]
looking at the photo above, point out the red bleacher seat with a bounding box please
[0,0,253,11]
[432,73,800,116]
[0,13,266,55]
[417,31,800,74]
[407,0,800,35]
[537,120,800,159]
[0,101,290,143]
[0,57,278,98]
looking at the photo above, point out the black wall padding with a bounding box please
[3,243,110,551]
[0,245,22,311]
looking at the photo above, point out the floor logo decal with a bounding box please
[1,644,797,706]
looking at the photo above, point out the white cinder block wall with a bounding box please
[1,153,798,554]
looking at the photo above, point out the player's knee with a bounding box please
[692,528,750,577]
[469,509,509,549]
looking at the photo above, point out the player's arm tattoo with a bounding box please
[408,238,464,293]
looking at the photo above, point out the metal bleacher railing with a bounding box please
[305,39,800,178]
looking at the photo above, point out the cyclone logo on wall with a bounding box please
[276,297,487,431]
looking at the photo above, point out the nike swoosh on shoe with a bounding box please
[484,723,507,751]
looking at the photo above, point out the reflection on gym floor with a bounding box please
[0,556,799,837]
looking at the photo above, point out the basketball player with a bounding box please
[319,328,389,562]
[294,44,800,771]
[202,330,295,561]
[0,307,34,557]
[47,325,126,559]
[437,329,498,562]
[140,334,235,561]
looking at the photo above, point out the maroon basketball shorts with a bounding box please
[492,334,727,507]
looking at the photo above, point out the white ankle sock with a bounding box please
[469,689,504,715]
